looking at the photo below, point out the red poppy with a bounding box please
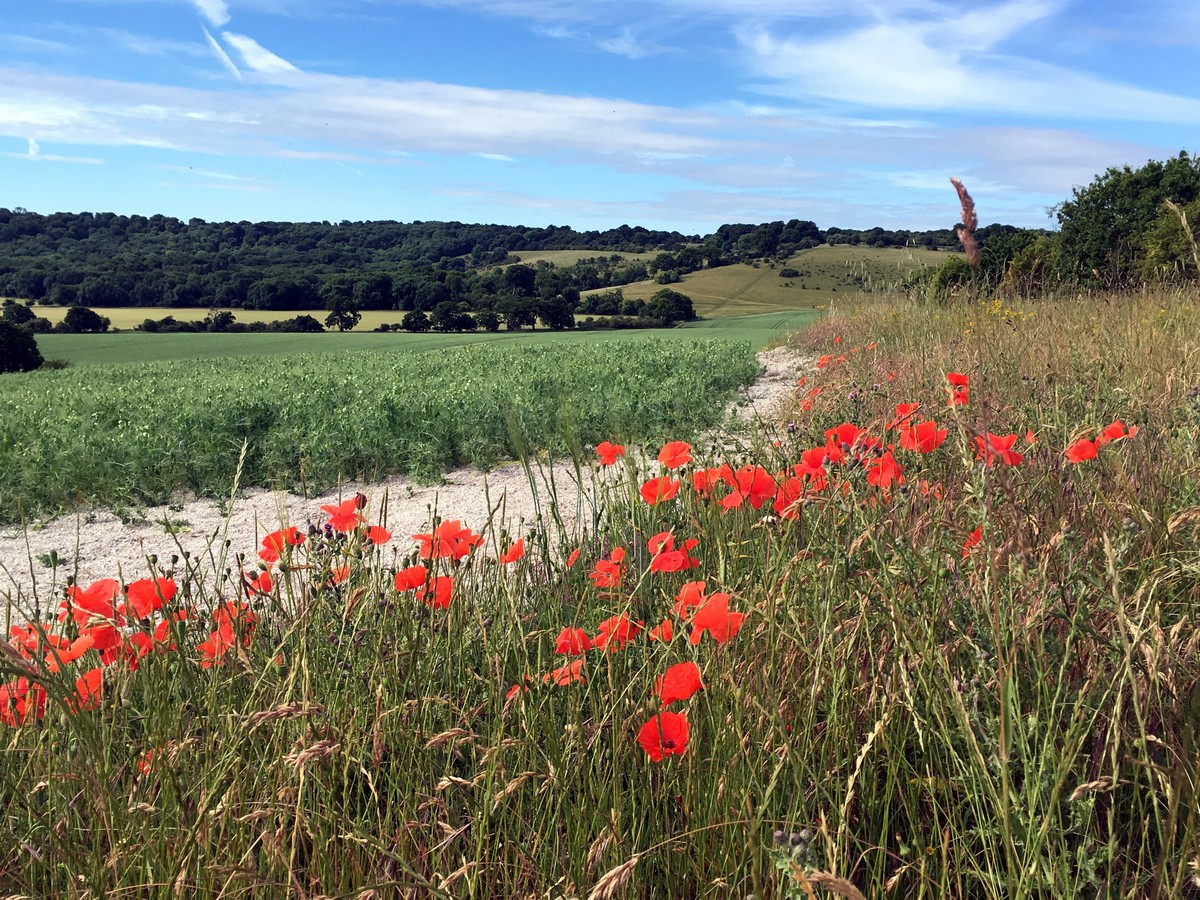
[321,497,365,533]
[245,570,274,596]
[9,622,68,661]
[329,564,351,586]
[946,372,970,406]
[366,525,392,545]
[1065,438,1098,464]
[640,476,681,506]
[543,658,585,686]
[773,477,805,519]
[648,618,674,642]
[656,661,703,706]
[554,627,593,655]
[673,581,709,619]
[888,402,921,429]
[594,613,642,651]
[899,420,947,454]
[974,433,1024,466]
[416,576,453,609]
[122,577,177,620]
[394,564,428,592]
[505,680,531,701]
[962,527,983,559]
[719,465,778,511]
[1096,420,1138,445]
[825,423,863,449]
[689,593,745,645]
[1024,430,1037,444]
[657,441,693,470]
[647,532,700,573]
[0,678,47,727]
[500,538,526,565]
[865,450,905,491]
[73,667,104,712]
[637,711,690,762]
[596,441,626,466]
[414,519,483,561]
[197,630,233,668]
[589,548,626,588]
[566,547,580,568]
[259,527,305,564]
[58,578,122,626]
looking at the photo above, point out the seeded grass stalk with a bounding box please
[2,288,1199,896]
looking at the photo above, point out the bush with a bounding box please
[0,320,43,373]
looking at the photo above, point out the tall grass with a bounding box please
[1,289,1197,897]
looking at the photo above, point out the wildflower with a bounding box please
[589,548,626,589]
[656,661,703,706]
[673,581,710,619]
[0,678,46,727]
[946,372,970,406]
[73,667,104,712]
[640,476,680,506]
[394,564,428,592]
[122,577,177,620]
[1065,438,1098,464]
[543,658,585,686]
[825,423,863,449]
[772,477,805,519]
[962,527,983,559]
[365,525,392,545]
[974,433,1024,466]
[259,527,305,564]
[1096,420,1138,445]
[637,711,690,762]
[594,613,642,651]
[500,538,526,565]
[657,441,692,470]
[565,547,580,568]
[414,519,483,561]
[689,593,745,645]
[321,497,365,533]
[329,564,351,586]
[888,402,921,429]
[899,420,947,454]
[648,532,700,573]
[719,465,778,511]
[866,450,905,492]
[554,627,593,655]
[245,570,273,596]
[596,441,625,466]
[58,578,122,627]
[416,576,453,609]
[648,618,674,642]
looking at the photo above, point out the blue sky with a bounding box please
[2,0,1197,232]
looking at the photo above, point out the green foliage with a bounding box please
[0,320,43,373]
[0,339,759,520]
[60,306,110,333]
[1055,151,1200,286]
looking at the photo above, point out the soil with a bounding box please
[0,347,810,606]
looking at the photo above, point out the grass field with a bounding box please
[504,248,661,267]
[34,309,820,366]
[3,288,1197,897]
[598,244,953,316]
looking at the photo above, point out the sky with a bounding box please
[1,0,1197,234]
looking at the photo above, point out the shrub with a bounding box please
[0,320,43,373]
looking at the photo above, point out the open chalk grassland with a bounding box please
[33,310,819,367]
[0,339,760,524]
[2,289,1199,897]
[598,245,952,317]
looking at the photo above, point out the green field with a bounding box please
[504,248,661,267]
[593,244,953,316]
[34,309,819,366]
[1,338,761,522]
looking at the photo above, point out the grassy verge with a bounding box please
[1,289,1197,897]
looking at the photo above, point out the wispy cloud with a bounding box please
[221,32,300,75]
[474,152,517,162]
[203,27,242,79]
[192,0,231,28]
[596,28,657,59]
[1,137,103,165]
[101,27,210,58]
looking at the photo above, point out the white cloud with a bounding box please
[0,137,103,165]
[192,0,231,27]
[221,32,299,75]
[203,27,242,79]
[597,28,654,59]
[474,152,517,162]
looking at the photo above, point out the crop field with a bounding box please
[503,248,661,267]
[2,288,1197,897]
[0,339,760,522]
[604,245,953,316]
[29,305,442,332]
[34,309,820,366]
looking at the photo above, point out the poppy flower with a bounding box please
[825,423,863,449]
[888,402,921,429]
[0,678,47,727]
[328,565,351,586]
[719,465,778,511]
[974,433,1024,466]
[73,667,104,713]
[655,661,703,706]
[899,420,947,454]
[416,576,453,609]
[1065,438,1098,464]
[689,593,745,645]
[394,564,428,592]
[543,658,585,686]
[555,627,593,655]
[1096,420,1138,445]
[657,441,693,470]
[245,570,273,596]
[122,577,177,620]
[594,613,642,651]
[414,519,483,561]
[773,477,805,519]
[866,451,905,491]
[596,441,625,466]
[648,618,674,642]
[637,711,690,762]
[566,547,580,568]
[505,680,531,701]
[197,630,233,668]
[640,476,681,506]
[946,372,970,406]
[500,539,526,565]
[647,532,700,573]
[673,581,710,619]
[589,548,626,589]
[58,578,122,626]
[962,527,983,559]
[322,497,365,533]
[259,527,305,564]
[366,525,392,545]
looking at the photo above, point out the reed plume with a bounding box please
[950,176,980,271]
